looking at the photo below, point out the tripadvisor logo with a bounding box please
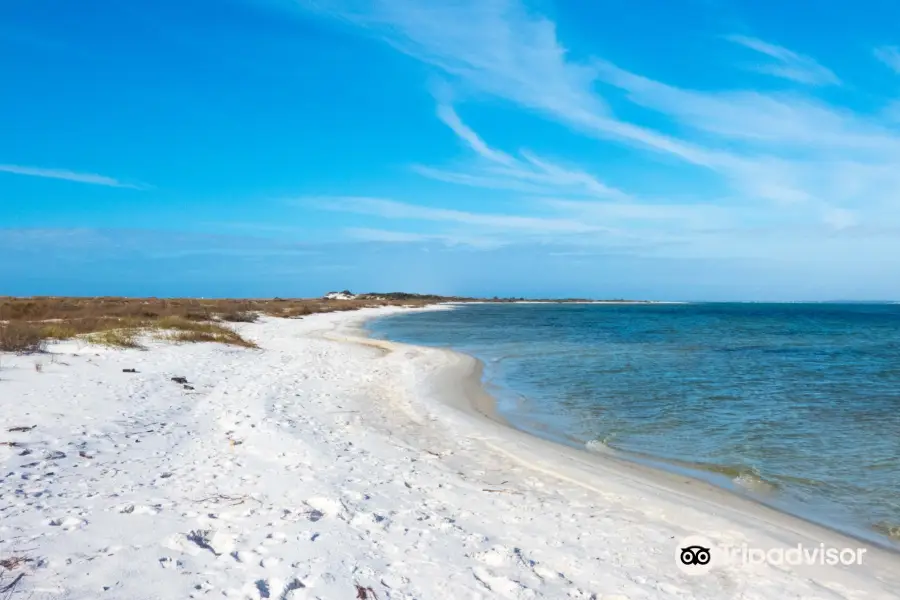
[675,535,867,576]
[675,536,718,575]
[680,544,711,567]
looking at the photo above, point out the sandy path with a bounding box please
[1,307,898,599]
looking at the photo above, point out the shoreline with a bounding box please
[2,305,898,598]
[356,305,900,553]
[342,307,900,568]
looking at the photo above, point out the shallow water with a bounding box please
[369,303,900,548]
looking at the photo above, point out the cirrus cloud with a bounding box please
[0,164,146,189]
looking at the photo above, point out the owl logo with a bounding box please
[680,545,711,566]
[675,536,717,575]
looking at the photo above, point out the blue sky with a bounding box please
[3,0,900,300]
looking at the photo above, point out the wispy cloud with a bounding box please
[410,165,557,195]
[289,0,900,261]
[344,227,446,243]
[327,0,607,120]
[0,228,317,257]
[874,45,900,73]
[304,0,714,166]
[725,35,840,86]
[594,61,895,154]
[0,164,143,188]
[309,196,612,235]
[542,198,731,229]
[421,104,631,200]
[435,104,515,166]
[305,191,742,251]
[343,227,504,248]
[590,58,900,214]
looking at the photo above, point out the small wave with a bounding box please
[582,441,780,493]
[687,463,781,494]
[585,436,618,454]
[733,471,779,494]
[873,521,900,540]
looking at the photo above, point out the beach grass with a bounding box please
[0,295,442,352]
[39,323,80,340]
[0,321,46,353]
[154,317,258,348]
[166,329,256,347]
[86,328,143,349]
[219,311,259,323]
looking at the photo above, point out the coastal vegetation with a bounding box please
[0,296,432,353]
[0,293,653,353]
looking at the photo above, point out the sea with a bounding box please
[367,302,900,548]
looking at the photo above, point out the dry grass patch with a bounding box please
[219,311,259,323]
[169,329,257,348]
[39,323,80,340]
[155,317,257,348]
[86,329,143,349]
[0,322,45,353]
[155,316,207,331]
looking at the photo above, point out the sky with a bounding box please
[3,0,900,300]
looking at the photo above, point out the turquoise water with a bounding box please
[368,303,900,548]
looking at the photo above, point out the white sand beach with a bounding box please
[1,306,898,599]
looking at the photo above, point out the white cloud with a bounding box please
[874,46,900,73]
[0,164,142,188]
[725,35,841,85]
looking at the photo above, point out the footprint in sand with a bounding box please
[263,531,288,545]
[48,516,86,530]
[244,577,306,599]
[117,503,159,515]
[471,566,527,598]
[296,498,338,525]
[474,546,512,567]
[231,550,255,563]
